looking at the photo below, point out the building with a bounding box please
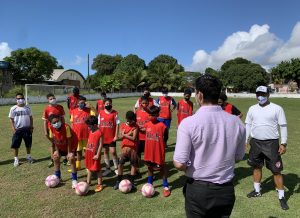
[48,69,85,88]
[0,61,13,96]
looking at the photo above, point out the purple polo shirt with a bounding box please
[174,105,246,184]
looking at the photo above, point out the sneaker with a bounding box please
[247,190,262,198]
[13,159,19,167]
[27,157,34,164]
[48,160,54,168]
[102,169,111,177]
[72,180,78,189]
[95,184,104,192]
[62,158,68,165]
[114,169,118,175]
[279,197,289,210]
[163,187,171,197]
[67,161,71,166]
[113,181,120,190]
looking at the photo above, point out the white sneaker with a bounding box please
[26,156,34,164]
[102,169,111,177]
[72,180,78,189]
[13,159,19,167]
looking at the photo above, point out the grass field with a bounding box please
[0,97,299,218]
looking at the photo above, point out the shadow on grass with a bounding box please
[233,166,253,185]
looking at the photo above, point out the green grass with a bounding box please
[0,97,299,218]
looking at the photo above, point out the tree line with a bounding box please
[3,47,300,93]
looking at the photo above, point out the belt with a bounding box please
[187,178,233,187]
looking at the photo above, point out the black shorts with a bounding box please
[103,142,116,148]
[247,138,283,173]
[137,140,145,157]
[11,128,32,149]
[144,161,164,171]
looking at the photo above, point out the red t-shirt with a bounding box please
[96,99,104,114]
[136,109,151,141]
[120,123,138,150]
[224,103,233,114]
[99,110,118,144]
[49,124,77,152]
[158,96,172,119]
[71,107,91,140]
[85,129,102,171]
[177,99,193,126]
[68,95,79,111]
[144,121,166,165]
[43,104,65,128]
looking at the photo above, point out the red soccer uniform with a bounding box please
[120,123,138,150]
[144,121,167,165]
[43,104,65,128]
[49,124,78,153]
[99,110,119,144]
[177,99,193,126]
[137,97,155,108]
[71,107,92,140]
[158,96,172,119]
[96,99,104,114]
[136,109,151,141]
[85,129,102,171]
[68,95,79,111]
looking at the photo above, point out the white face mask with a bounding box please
[52,121,62,129]
[17,99,25,105]
[257,96,268,105]
[49,99,57,105]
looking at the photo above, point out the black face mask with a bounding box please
[184,97,190,101]
[144,93,150,98]
[105,105,112,110]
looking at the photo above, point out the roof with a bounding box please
[49,69,85,81]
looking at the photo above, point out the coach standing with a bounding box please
[245,86,289,210]
[173,75,246,218]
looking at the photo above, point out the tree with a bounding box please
[4,47,59,83]
[205,67,219,78]
[220,57,251,72]
[114,54,145,75]
[92,54,122,75]
[271,58,300,88]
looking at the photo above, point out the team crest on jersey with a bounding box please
[275,161,281,168]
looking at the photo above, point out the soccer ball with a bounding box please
[118,179,132,193]
[141,183,155,198]
[45,175,60,188]
[75,181,89,196]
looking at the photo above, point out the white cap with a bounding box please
[256,86,268,93]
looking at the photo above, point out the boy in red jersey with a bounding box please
[144,106,171,197]
[218,93,243,118]
[96,92,107,115]
[43,93,66,167]
[98,98,120,176]
[70,96,96,171]
[67,87,80,113]
[47,114,78,188]
[85,115,104,192]
[113,111,139,190]
[133,88,158,113]
[177,89,193,126]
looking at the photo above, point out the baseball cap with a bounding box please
[256,86,268,93]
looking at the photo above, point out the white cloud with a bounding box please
[0,42,12,60]
[71,55,86,65]
[189,23,300,72]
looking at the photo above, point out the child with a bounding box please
[96,92,107,114]
[8,93,34,167]
[47,114,78,188]
[177,89,193,126]
[85,115,104,192]
[133,88,157,113]
[70,96,96,171]
[113,111,139,190]
[98,98,120,176]
[67,87,80,113]
[42,93,66,167]
[144,106,171,197]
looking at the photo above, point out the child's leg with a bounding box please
[104,147,110,169]
[147,166,154,184]
[161,165,169,188]
[110,146,118,171]
[86,169,91,184]
[53,151,61,179]
[97,171,102,185]
[76,150,82,169]
[68,152,78,188]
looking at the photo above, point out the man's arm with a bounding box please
[235,121,246,161]
[9,118,16,133]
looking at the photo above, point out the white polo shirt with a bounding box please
[245,102,287,142]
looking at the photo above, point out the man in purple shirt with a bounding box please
[173,75,246,218]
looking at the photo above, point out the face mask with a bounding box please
[144,93,150,98]
[257,96,268,105]
[79,102,86,109]
[49,99,57,105]
[17,99,25,105]
[52,121,62,129]
[184,97,190,101]
[105,105,112,110]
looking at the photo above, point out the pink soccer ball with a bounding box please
[75,181,89,196]
[141,183,155,198]
[45,175,60,188]
[118,179,132,193]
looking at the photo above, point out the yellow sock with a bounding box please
[76,161,81,170]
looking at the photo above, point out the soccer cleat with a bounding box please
[13,159,19,167]
[247,190,262,198]
[113,181,120,190]
[279,197,289,210]
[48,160,54,168]
[102,169,111,177]
[71,180,78,189]
[27,157,34,164]
[95,184,104,192]
[163,187,171,197]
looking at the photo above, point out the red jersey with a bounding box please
[49,124,77,152]
[85,129,102,171]
[137,97,155,108]
[177,99,193,126]
[144,121,167,165]
[96,99,105,114]
[43,104,65,128]
[68,94,79,111]
[99,110,118,144]
[71,107,91,140]
[136,109,151,141]
[120,123,138,150]
[224,103,233,114]
[158,96,172,119]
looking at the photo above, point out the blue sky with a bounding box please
[1,0,300,76]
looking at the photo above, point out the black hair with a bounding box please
[195,75,222,104]
[140,96,149,102]
[78,95,87,101]
[85,115,98,126]
[46,93,55,99]
[161,87,168,93]
[219,92,228,101]
[104,97,112,103]
[101,92,107,96]
[73,87,79,93]
[48,114,60,122]
[16,93,24,97]
[184,88,192,95]
[148,105,160,116]
[126,111,136,121]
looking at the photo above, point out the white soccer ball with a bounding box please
[141,183,155,197]
[119,179,132,193]
[75,181,89,196]
[45,175,60,188]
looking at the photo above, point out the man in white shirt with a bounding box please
[245,86,288,210]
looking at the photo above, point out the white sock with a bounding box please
[113,159,118,169]
[254,182,261,192]
[14,157,18,161]
[104,159,110,169]
[278,189,285,199]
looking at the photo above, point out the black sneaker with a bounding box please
[279,197,289,210]
[247,190,262,198]
[113,181,120,190]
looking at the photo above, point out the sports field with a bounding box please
[0,97,299,218]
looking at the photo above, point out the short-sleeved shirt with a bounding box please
[8,105,32,129]
[42,104,65,127]
[70,107,95,140]
[98,110,120,144]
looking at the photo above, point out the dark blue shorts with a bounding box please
[157,118,171,129]
[11,128,32,149]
